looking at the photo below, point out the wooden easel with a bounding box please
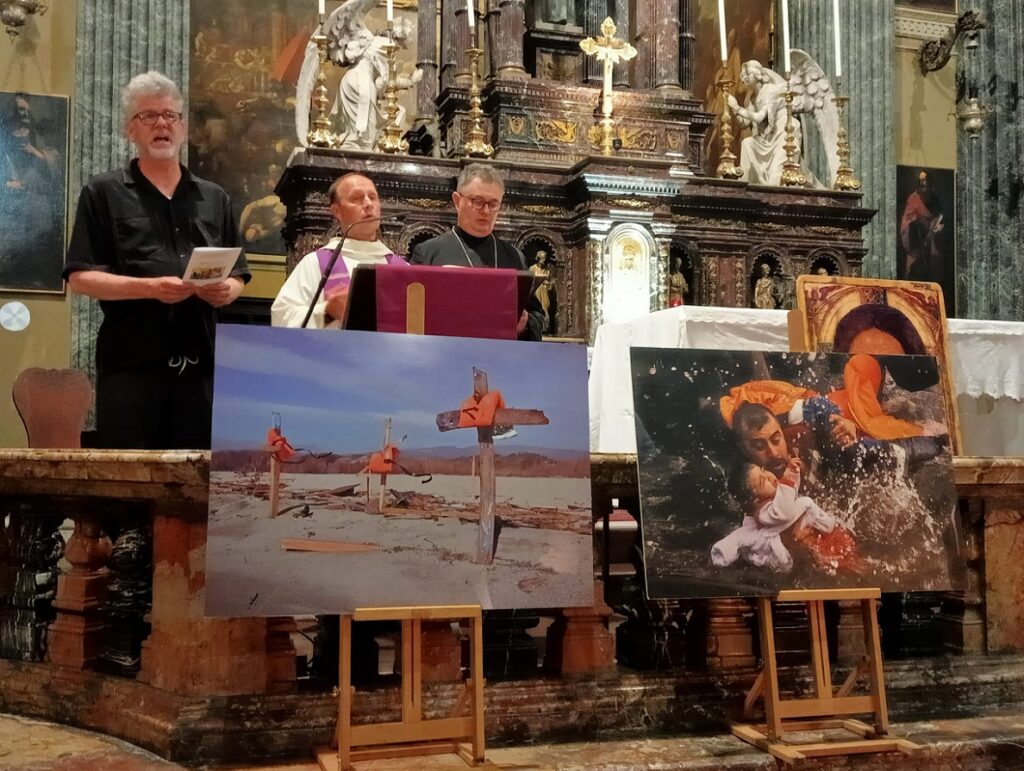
[732,588,922,763]
[316,604,488,771]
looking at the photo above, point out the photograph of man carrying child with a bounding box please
[630,347,964,599]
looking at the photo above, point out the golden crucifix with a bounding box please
[580,17,637,156]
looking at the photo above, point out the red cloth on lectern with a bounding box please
[457,391,505,428]
[375,264,518,339]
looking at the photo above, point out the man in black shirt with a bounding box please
[64,71,250,449]
[409,164,545,341]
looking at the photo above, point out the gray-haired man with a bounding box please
[409,164,544,341]
[64,71,250,449]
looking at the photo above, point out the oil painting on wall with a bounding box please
[205,325,593,616]
[0,90,67,293]
[631,347,964,599]
[189,1,420,258]
[895,165,956,317]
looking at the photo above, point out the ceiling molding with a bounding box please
[895,6,959,43]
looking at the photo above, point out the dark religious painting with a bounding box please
[206,326,593,616]
[189,1,312,257]
[896,0,957,13]
[896,166,956,317]
[631,347,964,599]
[189,1,419,259]
[0,91,68,293]
[694,0,774,176]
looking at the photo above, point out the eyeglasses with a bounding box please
[460,195,502,213]
[132,110,183,126]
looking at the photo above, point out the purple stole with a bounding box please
[316,247,408,294]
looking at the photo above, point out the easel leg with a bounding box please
[808,600,833,700]
[862,598,889,735]
[470,613,485,762]
[338,614,353,770]
[757,597,783,742]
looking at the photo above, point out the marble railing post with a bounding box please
[940,498,986,654]
[791,0,894,278]
[545,580,616,676]
[416,0,440,125]
[138,502,270,695]
[47,511,112,668]
[490,0,528,80]
[1,510,63,662]
[956,0,1024,320]
[705,598,755,670]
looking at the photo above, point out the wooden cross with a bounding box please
[436,368,549,565]
[580,17,637,119]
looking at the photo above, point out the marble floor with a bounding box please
[3,711,1024,770]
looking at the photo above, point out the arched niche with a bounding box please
[602,224,659,325]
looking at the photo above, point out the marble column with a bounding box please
[633,0,683,95]
[490,0,528,80]
[956,0,1024,320]
[70,1,190,389]
[678,0,696,96]
[416,0,440,124]
[791,0,895,279]
[632,1,654,90]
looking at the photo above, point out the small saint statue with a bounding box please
[669,256,688,307]
[753,263,777,310]
[529,250,556,333]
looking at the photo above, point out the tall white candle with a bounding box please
[781,0,791,74]
[387,0,394,21]
[832,0,842,79]
[467,0,475,29]
[318,0,325,17]
[717,0,728,63]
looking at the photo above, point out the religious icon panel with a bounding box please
[631,347,964,599]
[205,325,593,616]
[0,90,68,294]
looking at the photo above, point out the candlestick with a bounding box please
[833,0,842,79]
[461,45,493,157]
[306,30,338,148]
[780,87,807,187]
[781,0,791,76]
[716,78,742,179]
[718,0,728,63]
[467,0,475,28]
[376,20,409,154]
[832,88,861,190]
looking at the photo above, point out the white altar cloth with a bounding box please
[589,305,1024,456]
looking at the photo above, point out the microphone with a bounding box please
[300,213,406,329]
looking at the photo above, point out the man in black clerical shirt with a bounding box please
[409,164,545,341]
[63,71,250,450]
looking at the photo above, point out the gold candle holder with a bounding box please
[716,77,743,179]
[780,86,808,188]
[462,43,494,158]
[306,26,338,148]
[377,21,409,154]
[832,90,861,191]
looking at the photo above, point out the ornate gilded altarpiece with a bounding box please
[276,0,877,342]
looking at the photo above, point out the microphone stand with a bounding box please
[300,215,384,329]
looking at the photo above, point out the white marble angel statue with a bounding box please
[726,51,839,188]
[294,0,422,151]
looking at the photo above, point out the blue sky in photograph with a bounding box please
[211,326,590,453]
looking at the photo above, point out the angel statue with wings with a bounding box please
[726,51,838,188]
[295,0,422,151]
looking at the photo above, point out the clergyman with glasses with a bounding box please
[409,163,545,341]
[63,71,250,450]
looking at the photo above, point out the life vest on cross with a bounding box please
[266,427,297,462]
